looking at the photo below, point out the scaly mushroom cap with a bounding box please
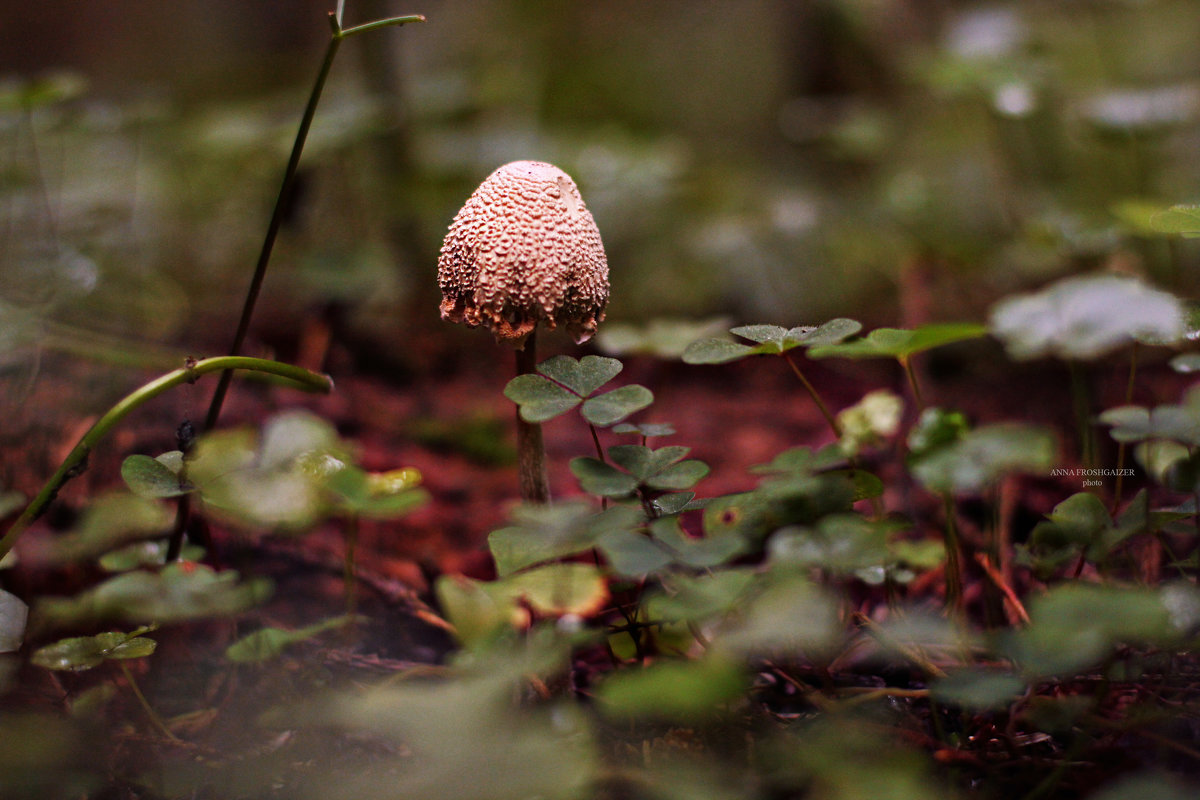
[437,160,609,346]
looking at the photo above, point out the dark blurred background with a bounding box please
[4,0,1200,368]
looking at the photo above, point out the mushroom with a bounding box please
[437,160,610,502]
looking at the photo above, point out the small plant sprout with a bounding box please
[438,161,610,502]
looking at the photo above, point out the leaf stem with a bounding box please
[0,357,332,560]
[120,661,181,743]
[941,493,964,614]
[1111,343,1138,514]
[782,351,841,437]
[901,356,924,409]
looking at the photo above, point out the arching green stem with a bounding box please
[0,357,332,561]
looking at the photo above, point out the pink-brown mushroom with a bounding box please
[437,161,610,502]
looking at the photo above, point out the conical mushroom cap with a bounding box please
[437,160,609,346]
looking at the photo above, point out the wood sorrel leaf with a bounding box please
[504,373,581,423]
[570,457,640,497]
[32,630,157,671]
[1099,387,1200,446]
[683,318,862,364]
[808,322,987,361]
[536,354,622,396]
[580,384,653,426]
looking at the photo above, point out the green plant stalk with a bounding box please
[203,12,424,433]
[344,511,359,619]
[0,356,332,561]
[1111,343,1138,514]
[900,355,924,409]
[941,493,964,614]
[1068,360,1095,470]
[120,661,181,743]
[782,351,841,437]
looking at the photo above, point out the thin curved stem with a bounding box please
[782,351,841,437]
[0,357,332,560]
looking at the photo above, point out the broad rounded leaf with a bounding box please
[570,457,640,497]
[730,324,788,347]
[581,384,654,427]
[32,631,156,671]
[681,338,757,364]
[788,317,863,347]
[808,323,987,360]
[536,354,622,396]
[645,459,710,491]
[121,454,189,499]
[504,374,582,423]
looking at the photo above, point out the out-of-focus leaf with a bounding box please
[1153,205,1200,237]
[989,275,1184,360]
[120,454,190,498]
[0,590,28,653]
[36,492,172,564]
[488,503,642,577]
[717,572,840,657]
[1099,387,1200,446]
[34,563,271,633]
[597,318,730,358]
[1006,583,1179,678]
[931,668,1026,711]
[911,423,1055,495]
[225,615,356,663]
[649,569,759,624]
[1089,772,1200,800]
[99,541,204,572]
[597,656,747,722]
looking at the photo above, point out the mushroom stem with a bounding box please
[515,329,551,503]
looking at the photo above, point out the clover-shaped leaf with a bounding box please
[504,355,653,426]
[989,275,1184,360]
[1099,387,1200,447]
[682,318,862,364]
[612,422,676,439]
[807,322,987,361]
[31,628,157,671]
[571,445,710,499]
